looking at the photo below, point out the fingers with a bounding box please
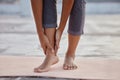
[42,46,47,55]
[47,43,54,53]
[42,43,54,55]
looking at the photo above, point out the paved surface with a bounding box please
[0,15,120,80]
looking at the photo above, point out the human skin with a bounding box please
[31,0,59,73]
[55,0,74,49]
[31,0,54,54]
[31,0,81,72]
[56,0,80,70]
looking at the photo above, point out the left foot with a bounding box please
[34,53,59,73]
[63,55,77,70]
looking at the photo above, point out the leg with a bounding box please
[43,0,57,55]
[63,34,80,70]
[31,0,51,55]
[43,0,57,52]
[63,0,86,70]
[34,0,59,73]
[34,28,59,73]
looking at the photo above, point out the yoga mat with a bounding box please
[0,56,120,80]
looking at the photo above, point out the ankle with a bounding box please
[46,52,56,56]
[65,52,75,59]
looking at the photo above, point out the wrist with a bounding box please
[37,29,45,39]
[57,27,64,34]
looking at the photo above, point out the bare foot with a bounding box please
[63,55,77,70]
[34,54,59,73]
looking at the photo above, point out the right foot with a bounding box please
[34,54,59,73]
[63,55,77,70]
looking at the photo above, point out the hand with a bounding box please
[55,29,62,53]
[40,34,54,55]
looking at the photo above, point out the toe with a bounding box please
[70,65,75,70]
[73,64,77,69]
[71,65,75,70]
[75,65,78,69]
[34,67,44,73]
[34,67,39,72]
[34,68,49,73]
[68,64,77,70]
[69,65,73,70]
[63,64,77,70]
[63,64,68,70]
[34,68,40,73]
[67,65,71,70]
